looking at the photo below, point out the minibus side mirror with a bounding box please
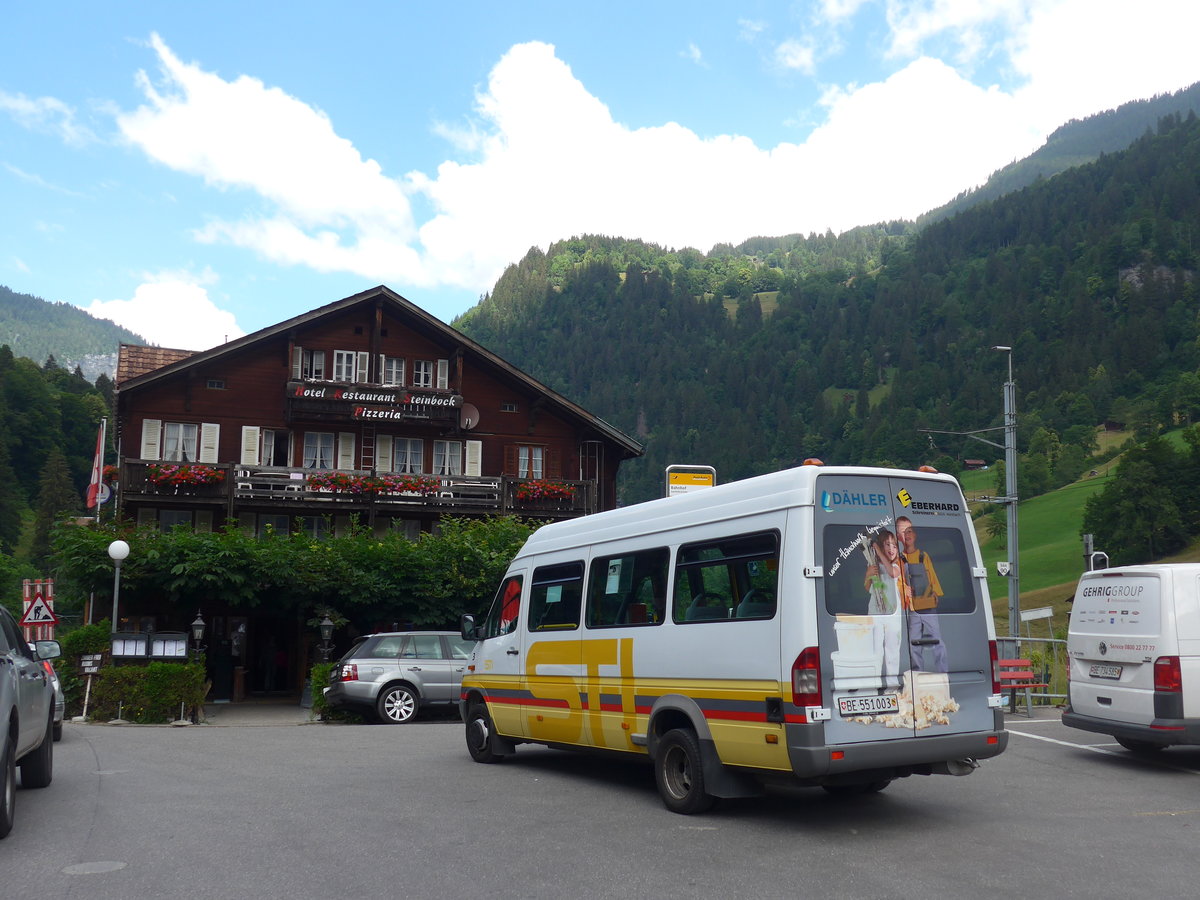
[460,614,478,642]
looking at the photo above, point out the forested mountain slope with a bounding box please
[458,113,1200,504]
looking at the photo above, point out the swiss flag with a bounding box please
[85,421,105,509]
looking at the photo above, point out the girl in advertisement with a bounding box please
[864,529,907,688]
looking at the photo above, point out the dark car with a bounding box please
[2,605,61,838]
[324,631,475,723]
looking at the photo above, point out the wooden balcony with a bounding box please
[118,461,597,521]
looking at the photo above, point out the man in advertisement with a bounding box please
[896,515,949,673]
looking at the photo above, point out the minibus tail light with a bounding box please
[791,647,822,708]
[1154,656,1182,693]
[989,640,1000,694]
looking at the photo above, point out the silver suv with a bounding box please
[2,605,61,838]
[324,631,475,724]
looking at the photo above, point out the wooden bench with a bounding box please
[998,658,1049,716]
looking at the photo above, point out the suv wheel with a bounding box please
[19,713,54,789]
[376,685,418,724]
[1,733,15,839]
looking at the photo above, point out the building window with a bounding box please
[303,432,335,469]
[412,359,433,388]
[501,401,519,412]
[333,350,358,382]
[262,429,291,467]
[257,514,290,537]
[163,423,199,462]
[159,509,194,531]
[381,356,405,386]
[516,446,544,479]
[302,349,325,380]
[206,379,226,390]
[300,516,329,540]
[394,438,424,474]
[433,440,462,476]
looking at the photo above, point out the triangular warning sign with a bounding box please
[20,595,58,626]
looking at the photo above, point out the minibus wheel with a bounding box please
[465,702,503,763]
[655,728,716,814]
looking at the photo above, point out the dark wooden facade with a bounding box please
[111,285,642,701]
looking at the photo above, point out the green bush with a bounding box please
[88,661,208,724]
[56,620,113,716]
[308,661,363,723]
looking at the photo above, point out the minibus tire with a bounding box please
[655,728,715,815]
[465,702,503,764]
[1116,737,1165,754]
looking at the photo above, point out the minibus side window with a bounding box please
[481,575,523,639]
[529,562,585,631]
[585,548,669,627]
[672,531,780,623]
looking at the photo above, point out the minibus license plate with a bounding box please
[1089,664,1122,680]
[838,694,899,717]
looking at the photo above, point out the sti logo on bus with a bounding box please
[820,490,888,512]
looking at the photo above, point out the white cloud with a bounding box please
[0,89,96,146]
[85,270,244,351]
[112,17,1200,310]
[775,39,817,74]
[682,43,705,66]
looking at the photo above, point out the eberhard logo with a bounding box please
[897,488,912,507]
[897,487,962,513]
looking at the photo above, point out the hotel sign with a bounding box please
[286,382,463,422]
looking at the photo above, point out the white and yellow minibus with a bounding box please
[459,462,1008,813]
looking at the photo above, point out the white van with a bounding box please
[459,463,1008,813]
[1063,564,1200,751]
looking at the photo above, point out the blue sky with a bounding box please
[3,1,1199,350]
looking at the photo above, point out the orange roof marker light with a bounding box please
[801,458,824,467]
[918,465,939,473]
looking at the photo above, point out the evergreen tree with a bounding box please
[31,447,81,564]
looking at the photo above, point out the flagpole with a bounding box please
[89,417,107,524]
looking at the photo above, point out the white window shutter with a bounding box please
[357,351,370,383]
[292,346,303,379]
[378,354,386,383]
[338,432,356,469]
[465,440,482,477]
[376,435,393,473]
[195,510,213,533]
[437,358,449,389]
[140,419,162,460]
[199,423,220,463]
[240,426,261,466]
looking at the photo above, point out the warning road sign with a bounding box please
[20,594,58,626]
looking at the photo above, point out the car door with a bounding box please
[444,636,475,699]
[400,634,454,702]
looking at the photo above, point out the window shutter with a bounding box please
[199,423,220,463]
[503,445,518,475]
[465,440,482,477]
[376,435,393,473]
[240,427,261,466]
[546,448,562,479]
[338,432,356,469]
[437,358,449,389]
[378,354,386,384]
[140,419,162,460]
[357,351,370,384]
[195,510,213,533]
[292,346,303,379]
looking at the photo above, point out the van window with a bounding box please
[821,524,976,616]
[529,562,585,631]
[673,531,780,623]
[586,548,669,627]
[481,575,523,639]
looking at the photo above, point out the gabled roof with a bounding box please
[115,285,643,458]
[116,344,195,384]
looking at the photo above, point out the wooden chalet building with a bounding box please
[111,285,641,699]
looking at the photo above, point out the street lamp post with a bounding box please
[107,540,130,633]
[992,345,1020,639]
[191,612,206,664]
[319,616,335,662]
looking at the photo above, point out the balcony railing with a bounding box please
[118,461,596,518]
